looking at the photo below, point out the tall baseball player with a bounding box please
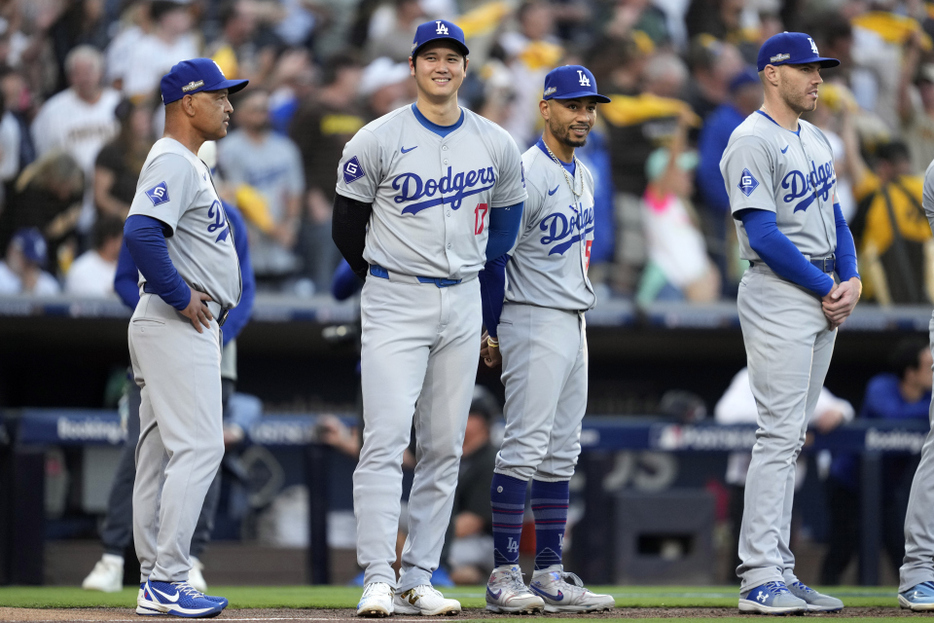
[124,58,246,618]
[898,162,934,610]
[477,65,615,615]
[332,19,526,618]
[720,32,861,614]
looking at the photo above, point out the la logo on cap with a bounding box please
[435,21,448,35]
[577,70,590,87]
[808,37,819,54]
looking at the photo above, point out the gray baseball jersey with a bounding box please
[336,104,527,280]
[129,137,242,307]
[721,113,837,261]
[899,160,934,593]
[506,140,596,310]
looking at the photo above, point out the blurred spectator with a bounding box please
[0,64,36,175]
[714,367,854,582]
[684,0,761,61]
[207,0,271,86]
[821,337,933,585]
[64,214,122,297]
[30,44,119,241]
[683,37,745,122]
[0,226,60,295]
[266,48,316,135]
[219,88,304,290]
[104,0,153,92]
[498,0,565,147]
[695,67,761,292]
[289,53,365,294]
[121,0,199,100]
[0,79,20,209]
[845,133,930,305]
[896,31,934,176]
[446,385,500,585]
[46,0,111,95]
[365,0,425,62]
[94,97,155,221]
[637,108,719,303]
[0,149,84,274]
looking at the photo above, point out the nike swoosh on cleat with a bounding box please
[533,587,564,601]
[487,588,503,600]
[781,145,789,153]
[151,587,180,603]
[548,185,560,195]
[401,146,417,154]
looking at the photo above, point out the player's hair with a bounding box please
[889,337,931,379]
[65,44,104,78]
[411,42,468,69]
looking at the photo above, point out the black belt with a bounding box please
[142,283,230,326]
[749,256,835,274]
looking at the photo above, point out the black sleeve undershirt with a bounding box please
[331,193,373,280]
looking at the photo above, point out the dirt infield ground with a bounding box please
[0,607,917,621]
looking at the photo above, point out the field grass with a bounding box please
[0,584,903,610]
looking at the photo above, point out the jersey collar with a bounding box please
[411,103,465,138]
[755,109,801,136]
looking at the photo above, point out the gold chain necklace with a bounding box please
[542,142,583,199]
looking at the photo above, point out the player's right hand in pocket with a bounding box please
[181,287,214,333]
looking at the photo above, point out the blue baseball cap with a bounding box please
[411,19,469,58]
[543,65,611,103]
[160,58,249,105]
[756,32,840,72]
[11,227,47,265]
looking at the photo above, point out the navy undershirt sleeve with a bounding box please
[479,254,508,338]
[113,241,141,310]
[833,202,860,282]
[485,201,523,261]
[739,208,835,296]
[219,201,254,345]
[123,214,191,310]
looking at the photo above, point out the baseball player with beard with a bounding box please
[124,58,246,618]
[478,65,615,615]
[332,19,526,618]
[720,32,861,614]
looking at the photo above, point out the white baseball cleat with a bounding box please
[486,564,545,613]
[188,557,208,593]
[530,565,615,613]
[393,584,461,616]
[82,553,124,593]
[356,582,394,617]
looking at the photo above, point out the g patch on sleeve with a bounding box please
[738,168,759,197]
[342,156,365,184]
[145,182,170,206]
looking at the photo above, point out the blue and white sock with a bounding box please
[531,479,569,570]
[491,473,527,567]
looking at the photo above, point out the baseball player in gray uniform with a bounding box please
[479,65,615,615]
[332,19,526,618]
[720,32,861,614]
[125,58,246,618]
[898,163,934,610]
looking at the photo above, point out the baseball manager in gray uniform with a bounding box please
[124,58,246,618]
[478,65,615,615]
[720,32,860,614]
[332,19,526,618]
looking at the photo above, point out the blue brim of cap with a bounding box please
[546,91,612,103]
[763,56,840,71]
[209,78,249,94]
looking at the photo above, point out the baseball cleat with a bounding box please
[529,565,615,613]
[137,584,166,616]
[393,584,461,616]
[899,581,934,611]
[188,557,208,594]
[486,564,545,613]
[357,582,394,617]
[82,553,124,593]
[138,579,225,618]
[738,580,807,614]
[787,581,843,612]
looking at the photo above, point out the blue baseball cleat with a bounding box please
[900,581,934,611]
[138,579,225,618]
[738,580,807,615]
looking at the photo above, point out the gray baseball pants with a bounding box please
[736,264,836,592]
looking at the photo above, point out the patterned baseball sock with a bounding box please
[491,473,527,567]
[531,479,569,570]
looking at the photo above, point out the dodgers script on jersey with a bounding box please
[721,113,837,260]
[507,143,596,310]
[128,137,242,307]
[335,104,527,280]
